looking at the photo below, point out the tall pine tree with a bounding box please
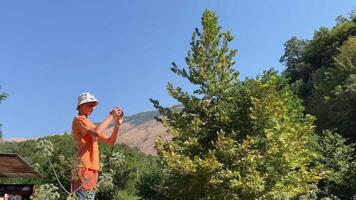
[151,10,322,199]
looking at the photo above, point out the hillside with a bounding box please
[4,110,170,155]
[105,110,171,155]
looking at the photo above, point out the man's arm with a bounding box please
[99,125,120,145]
[87,107,121,138]
[88,115,114,138]
[99,113,124,145]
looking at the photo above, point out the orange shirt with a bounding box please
[71,115,105,171]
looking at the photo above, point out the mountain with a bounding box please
[106,110,171,155]
[4,110,171,155]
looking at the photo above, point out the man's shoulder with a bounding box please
[73,115,88,122]
[73,115,95,128]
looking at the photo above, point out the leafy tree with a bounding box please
[280,14,356,141]
[279,36,310,85]
[313,130,356,199]
[151,10,321,199]
[136,167,168,200]
[95,146,129,200]
[0,134,159,199]
[309,36,356,140]
[30,183,61,200]
[280,11,356,199]
[0,86,8,139]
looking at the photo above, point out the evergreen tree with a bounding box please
[151,10,321,199]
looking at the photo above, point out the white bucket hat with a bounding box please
[77,92,99,109]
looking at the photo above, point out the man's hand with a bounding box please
[110,106,122,118]
[115,110,124,127]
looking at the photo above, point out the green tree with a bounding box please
[30,184,61,200]
[0,86,8,139]
[310,36,356,141]
[280,14,356,141]
[151,10,321,199]
[279,36,310,84]
[313,130,356,199]
[136,167,168,200]
[0,134,159,200]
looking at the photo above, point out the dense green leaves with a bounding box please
[136,167,168,200]
[312,130,356,199]
[280,15,356,142]
[280,11,356,199]
[31,184,61,200]
[151,10,321,199]
[0,134,160,200]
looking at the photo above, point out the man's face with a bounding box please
[79,102,97,116]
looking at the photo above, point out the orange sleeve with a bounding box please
[73,116,91,138]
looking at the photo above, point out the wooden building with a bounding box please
[0,153,40,200]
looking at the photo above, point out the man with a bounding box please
[71,92,123,199]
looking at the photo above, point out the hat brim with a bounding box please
[76,101,99,110]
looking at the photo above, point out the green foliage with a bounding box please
[151,10,321,199]
[30,183,61,200]
[96,148,128,199]
[280,12,356,198]
[0,134,160,200]
[0,87,7,103]
[33,136,76,198]
[313,130,356,199]
[310,36,356,140]
[316,130,353,183]
[0,85,8,139]
[115,190,139,200]
[36,139,55,157]
[34,138,75,198]
[136,167,168,200]
[280,14,356,141]
[280,36,310,85]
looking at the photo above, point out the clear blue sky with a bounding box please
[0,1,355,139]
